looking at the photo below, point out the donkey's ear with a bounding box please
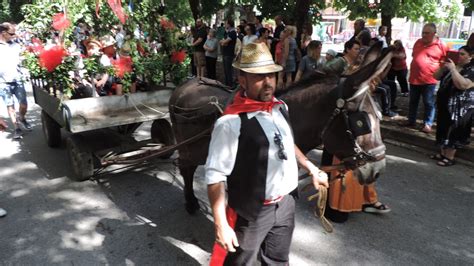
[343,47,394,93]
[359,41,383,68]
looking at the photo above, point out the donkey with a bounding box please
[169,42,392,214]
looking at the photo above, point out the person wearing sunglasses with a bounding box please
[0,22,32,139]
[205,42,328,265]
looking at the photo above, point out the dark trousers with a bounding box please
[408,84,436,126]
[224,195,295,266]
[206,56,217,80]
[383,79,398,108]
[223,55,234,87]
[387,69,409,93]
[373,83,392,114]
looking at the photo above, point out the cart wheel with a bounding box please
[151,119,175,159]
[67,135,94,181]
[41,110,61,148]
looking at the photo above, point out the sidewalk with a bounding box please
[380,93,474,165]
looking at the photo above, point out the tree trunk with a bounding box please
[381,12,392,45]
[188,0,201,20]
[294,0,310,48]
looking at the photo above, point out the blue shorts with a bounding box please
[0,82,27,106]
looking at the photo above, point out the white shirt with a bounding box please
[0,41,22,83]
[242,35,258,46]
[205,104,299,200]
[377,35,388,48]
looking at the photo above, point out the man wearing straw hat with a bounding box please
[205,42,328,265]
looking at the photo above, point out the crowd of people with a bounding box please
[1,14,472,264]
[202,17,473,264]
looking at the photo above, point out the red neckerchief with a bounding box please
[223,90,283,115]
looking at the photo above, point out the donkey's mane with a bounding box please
[275,72,339,102]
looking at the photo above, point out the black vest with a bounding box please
[227,113,269,222]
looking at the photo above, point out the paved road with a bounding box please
[1,92,473,265]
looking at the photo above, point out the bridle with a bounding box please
[320,79,386,173]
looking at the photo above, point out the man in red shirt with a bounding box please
[407,23,447,133]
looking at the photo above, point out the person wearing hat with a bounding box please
[325,49,337,62]
[205,42,328,265]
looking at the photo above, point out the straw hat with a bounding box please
[232,42,283,74]
[99,35,116,48]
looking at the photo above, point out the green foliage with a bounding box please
[463,0,474,10]
[1,0,30,22]
[331,0,463,24]
[21,2,63,40]
[22,51,47,79]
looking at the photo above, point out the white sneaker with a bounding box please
[0,208,7,217]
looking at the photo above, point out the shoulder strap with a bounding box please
[279,104,294,137]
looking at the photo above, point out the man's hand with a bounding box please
[0,119,7,131]
[306,160,329,189]
[215,223,239,252]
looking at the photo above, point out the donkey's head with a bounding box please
[322,42,392,184]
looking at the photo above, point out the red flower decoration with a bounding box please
[160,18,175,30]
[38,45,67,72]
[52,13,71,31]
[111,56,133,78]
[171,50,186,64]
[27,38,45,54]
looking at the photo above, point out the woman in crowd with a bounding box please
[255,27,271,49]
[322,39,360,77]
[388,40,409,97]
[203,29,218,79]
[278,25,298,89]
[242,23,257,45]
[432,45,474,166]
[295,40,325,82]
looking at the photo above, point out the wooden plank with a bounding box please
[33,86,66,127]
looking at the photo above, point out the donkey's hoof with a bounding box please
[185,200,200,214]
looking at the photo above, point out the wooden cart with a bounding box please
[32,79,176,181]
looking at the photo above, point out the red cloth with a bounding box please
[160,17,175,30]
[391,47,407,71]
[209,207,237,266]
[38,45,67,72]
[409,38,447,85]
[171,49,187,64]
[107,0,127,24]
[111,56,133,78]
[223,91,283,115]
[52,13,71,31]
[27,38,44,54]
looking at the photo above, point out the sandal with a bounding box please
[363,202,391,214]
[437,157,455,167]
[430,154,445,160]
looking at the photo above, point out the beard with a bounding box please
[258,84,275,102]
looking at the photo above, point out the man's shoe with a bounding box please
[18,119,32,131]
[401,92,409,97]
[421,125,432,133]
[0,208,7,217]
[13,128,23,139]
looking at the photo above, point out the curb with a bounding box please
[381,123,474,166]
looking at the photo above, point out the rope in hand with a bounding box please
[306,186,334,233]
